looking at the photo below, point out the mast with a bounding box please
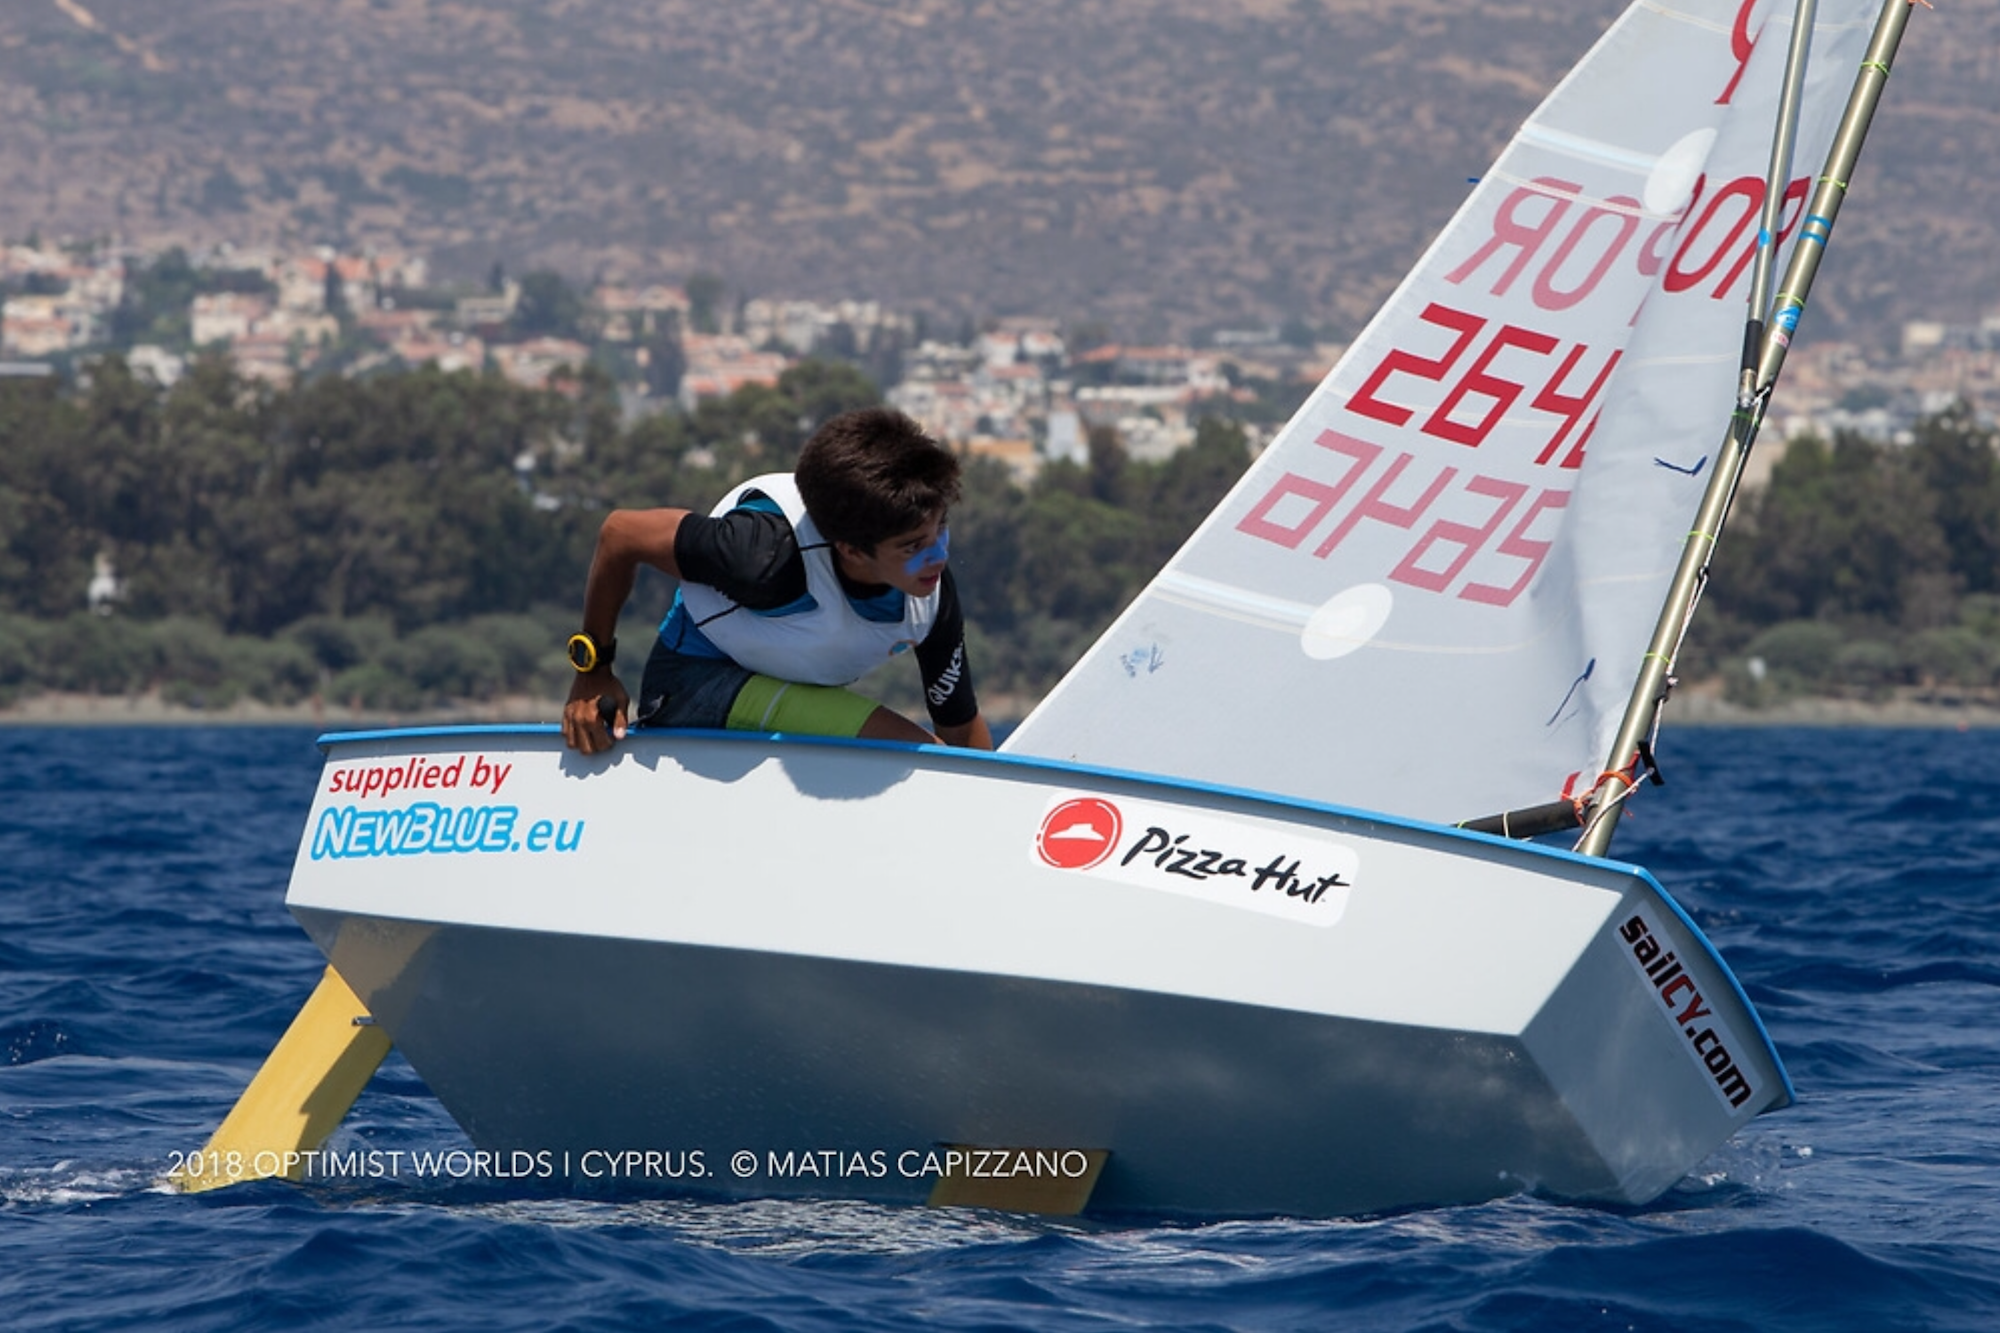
[1576,0,1923,858]
[1739,0,1821,412]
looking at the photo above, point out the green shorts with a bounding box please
[723,674,880,738]
[637,642,881,739]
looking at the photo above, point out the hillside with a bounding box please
[2,0,1992,343]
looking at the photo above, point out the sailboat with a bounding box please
[178,0,1924,1216]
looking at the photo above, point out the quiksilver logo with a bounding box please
[926,643,965,705]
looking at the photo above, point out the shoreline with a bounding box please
[2,687,1998,730]
[0,690,564,730]
[1667,690,2000,729]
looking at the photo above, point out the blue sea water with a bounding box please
[3,724,1999,1331]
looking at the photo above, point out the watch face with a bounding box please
[567,634,597,671]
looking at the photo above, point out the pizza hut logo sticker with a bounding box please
[1029,790,1358,928]
[1036,797,1122,871]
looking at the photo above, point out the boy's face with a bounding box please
[837,511,950,596]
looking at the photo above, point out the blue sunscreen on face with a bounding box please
[905,526,949,575]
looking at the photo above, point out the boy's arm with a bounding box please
[934,713,993,751]
[562,508,688,754]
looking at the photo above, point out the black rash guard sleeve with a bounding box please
[915,568,979,729]
[670,503,809,610]
[676,498,978,727]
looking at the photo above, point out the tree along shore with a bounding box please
[8,683,2000,732]
[2,358,1997,721]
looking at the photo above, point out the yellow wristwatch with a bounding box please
[566,633,615,673]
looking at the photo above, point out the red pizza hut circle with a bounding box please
[1036,797,1123,871]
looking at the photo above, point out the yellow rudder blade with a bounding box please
[926,1147,1109,1216]
[169,966,391,1194]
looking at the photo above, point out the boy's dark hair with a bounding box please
[795,407,961,551]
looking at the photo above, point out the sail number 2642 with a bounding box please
[1235,301,1619,608]
[1237,429,1571,609]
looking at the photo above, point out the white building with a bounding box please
[128,344,186,387]
[190,293,270,346]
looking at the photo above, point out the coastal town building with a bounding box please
[388,331,485,375]
[594,283,690,343]
[492,337,592,390]
[454,281,520,330]
[1,234,1994,473]
[739,297,906,358]
[190,292,269,346]
[1,295,85,356]
[679,333,790,408]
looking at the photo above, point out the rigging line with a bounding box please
[1741,0,1819,411]
[1645,388,1769,789]
[1583,0,1921,861]
[1574,764,1641,851]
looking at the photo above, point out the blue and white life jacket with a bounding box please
[678,473,939,687]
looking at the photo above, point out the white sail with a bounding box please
[1006,0,1882,825]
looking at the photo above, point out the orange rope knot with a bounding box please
[1570,769,1634,825]
[1594,768,1639,795]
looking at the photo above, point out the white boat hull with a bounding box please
[287,727,1789,1216]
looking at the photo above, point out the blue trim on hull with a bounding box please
[311,722,1792,1108]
